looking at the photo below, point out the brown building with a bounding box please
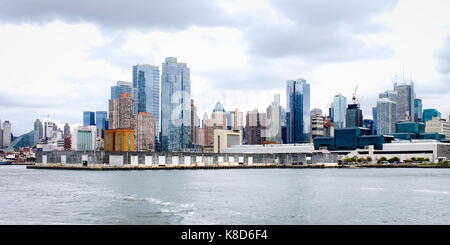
[104,129,135,152]
[109,93,134,130]
[134,112,155,151]
[245,109,262,145]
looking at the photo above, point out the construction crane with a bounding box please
[352,85,359,105]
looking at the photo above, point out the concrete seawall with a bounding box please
[35,150,340,166]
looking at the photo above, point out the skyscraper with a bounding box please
[265,94,282,143]
[109,93,134,129]
[2,121,12,147]
[160,57,192,151]
[95,111,108,138]
[63,123,70,138]
[132,64,160,137]
[333,94,347,129]
[111,81,133,99]
[310,108,324,140]
[372,107,378,135]
[245,109,262,145]
[346,104,363,128]
[376,97,397,135]
[83,111,95,127]
[286,78,311,143]
[394,81,415,122]
[134,112,155,151]
[414,98,422,122]
[34,119,43,144]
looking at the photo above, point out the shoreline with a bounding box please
[26,163,450,171]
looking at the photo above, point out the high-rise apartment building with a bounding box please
[310,108,324,140]
[376,97,397,135]
[134,112,155,151]
[333,94,347,129]
[109,93,134,130]
[265,94,282,143]
[160,57,191,151]
[2,121,11,147]
[132,64,160,137]
[286,78,311,143]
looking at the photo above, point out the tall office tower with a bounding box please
[83,111,95,127]
[111,81,133,99]
[63,123,70,138]
[346,104,363,128]
[265,94,282,143]
[95,111,108,138]
[376,97,397,135]
[414,98,422,122]
[310,108,324,140]
[161,57,192,151]
[132,64,160,137]
[2,121,12,147]
[203,102,227,147]
[423,109,441,123]
[109,93,135,129]
[245,109,262,145]
[228,109,244,131]
[372,107,378,135]
[134,112,155,151]
[34,119,43,144]
[286,78,311,143]
[333,94,347,129]
[394,81,415,122]
[44,121,55,140]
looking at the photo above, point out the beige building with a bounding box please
[426,117,450,139]
[134,112,155,151]
[213,129,242,153]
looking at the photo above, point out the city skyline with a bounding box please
[1,0,450,135]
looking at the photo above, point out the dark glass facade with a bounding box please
[83,111,95,127]
[396,122,425,134]
[346,104,363,128]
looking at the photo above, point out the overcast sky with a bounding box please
[1,0,450,135]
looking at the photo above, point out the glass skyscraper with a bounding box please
[372,107,378,135]
[346,104,363,128]
[414,98,423,122]
[111,81,133,99]
[333,94,347,129]
[83,111,95,127]
[160,57,192,151]
[132,64,160,138]
[286,78,310,143]
[95,111,108,138]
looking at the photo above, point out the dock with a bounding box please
[27,163,342,171]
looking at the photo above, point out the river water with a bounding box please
[1,165,450,224]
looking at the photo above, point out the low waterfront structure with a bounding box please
[223,143,314,154]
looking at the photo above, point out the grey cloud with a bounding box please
[0,0,229,31]
[244,0,397,61]
[436,36,450,74]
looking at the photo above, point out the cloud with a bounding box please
[0,0,229,31]
[436,36,450,74]
[243,0,397,62]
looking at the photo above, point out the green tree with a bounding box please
[388,157,400,163]
[377,157,387,163]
